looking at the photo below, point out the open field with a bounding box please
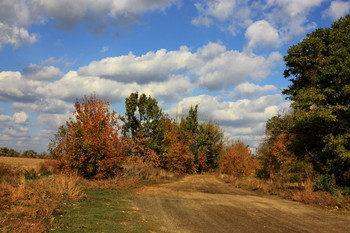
[0,156,54,172]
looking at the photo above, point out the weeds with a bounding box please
[220,174,350,211]
[0,162,83,233]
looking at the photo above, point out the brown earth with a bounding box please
[0,156,52,172]
[133,175,350,233]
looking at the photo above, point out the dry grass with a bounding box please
[0,163,83,233]
[220,174,350,211]
[0,156,56,173]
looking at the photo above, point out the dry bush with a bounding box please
[122,156,174,180]
[221,174,350,210]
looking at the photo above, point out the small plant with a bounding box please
[313,174,338,195]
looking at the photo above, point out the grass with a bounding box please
[51,189,150,233]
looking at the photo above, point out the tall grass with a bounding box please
[0,162,83,233]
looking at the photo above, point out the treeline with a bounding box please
[0,147,49,159]
[49,93,257,178]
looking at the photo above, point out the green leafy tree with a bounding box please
[121,92,164,156]
[282,15,350,185]
[22,150,38,158]
[180,105,224,172]
[0,147,20,157]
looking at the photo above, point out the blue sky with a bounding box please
[0,0,349,152]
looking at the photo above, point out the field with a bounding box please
[0,156,53,172]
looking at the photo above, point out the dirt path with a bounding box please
[133,175,350,233]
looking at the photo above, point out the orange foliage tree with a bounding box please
[220,141,258,177]
[159,118,195,174]
[49,94,125,178]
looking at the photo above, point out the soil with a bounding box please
[133,175,350,233]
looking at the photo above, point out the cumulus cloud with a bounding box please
[197,51,282,90]
[0,0,178,48]
[0,22,37,48]
[0,71,42,102]
[78,43,282,91]
[230,82,278,99]
[245,20,280,52]
[167,93,289,149]
[192,0,326,49]
[323,1,350,20]
[13,112,29,124]
[23,64,63,81]
[78,46,194,83]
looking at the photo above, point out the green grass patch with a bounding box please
[51,188,151,233]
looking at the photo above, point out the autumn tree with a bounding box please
[49,94,124,178]
[220,141,258,177]
[282,15,350,185]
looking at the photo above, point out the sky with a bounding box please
[0,0,349,153]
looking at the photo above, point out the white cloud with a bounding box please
[231,82,278,99]
[323,1,350,20]
[78,46,194,83]
[245,20,280,52]
[0,0,178,48]
[13,99,73,114]
[0,71,42,102]
[198,51,282,90]
[167,93,289,149]
[13,112,29,124]
[23,64,63,81]
[0,22,37,48]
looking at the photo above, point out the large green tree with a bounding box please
[121,92,165,156]
[282,15,350,185]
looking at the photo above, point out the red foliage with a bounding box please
[50,94,124,178]
[159,118,195,174]
[220,141,258,177]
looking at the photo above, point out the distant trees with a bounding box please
[0,147,20,157]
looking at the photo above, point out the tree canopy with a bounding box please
[278,15,350,185]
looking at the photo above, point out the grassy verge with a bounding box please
[51,189,149,233]
[51,168,178,233]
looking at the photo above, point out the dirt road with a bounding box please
[133,175,350,233]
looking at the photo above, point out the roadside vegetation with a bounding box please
[1,14,349,232]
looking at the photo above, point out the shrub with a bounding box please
[220,141,258,177]
[49,94,124,178]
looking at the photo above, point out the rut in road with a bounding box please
[133,175,350,233]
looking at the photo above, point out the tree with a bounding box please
[0,147,20,157]
[179,105,224,172]
[121,92,164,156]
[282,15,350,185]
[22,150,38,158]
[49,94,124,178]
[220,141,258,177]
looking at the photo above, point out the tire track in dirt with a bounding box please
[133,175,350,233]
